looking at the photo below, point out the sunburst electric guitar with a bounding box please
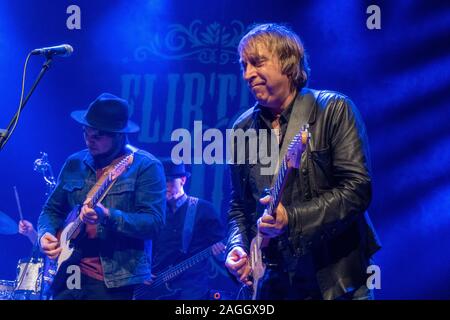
[44,152,134,294]
[248,125,310,300]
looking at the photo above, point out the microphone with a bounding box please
[31,44,73,57]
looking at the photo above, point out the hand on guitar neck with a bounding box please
[79,199,110,225]
[211,241,227,261]
[257,195,288,238]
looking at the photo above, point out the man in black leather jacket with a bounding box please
[225,23,381,300]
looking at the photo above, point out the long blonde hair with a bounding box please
[238,23,310,90]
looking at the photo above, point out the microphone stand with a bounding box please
[0,56,53,151]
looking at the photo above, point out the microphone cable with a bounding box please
[1,52,32,148]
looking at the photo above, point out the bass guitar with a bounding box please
[133,239,226,300]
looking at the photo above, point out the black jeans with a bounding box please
[256,266,322,300]
[53,274,135,300]
[255,254,374,300]
[256,252,322,300]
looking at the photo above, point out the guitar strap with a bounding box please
[269,88,318,273]
[270,88,318,184]
[86,149,136,200]
[181,196,199,254]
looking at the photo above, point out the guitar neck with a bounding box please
[159,247,212,283]
[91,173,115,207]
[67,173,116,240]
[66,176,115,239]
[269,126,310,217]
[155,239,225,285]
[267,157,290,216]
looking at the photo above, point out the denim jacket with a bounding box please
[37,148,166,288]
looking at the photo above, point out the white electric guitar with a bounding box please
[44,152,134,294]
[248,125,310,299]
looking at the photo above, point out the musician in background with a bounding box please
[17,154,56,249]
[225,24,381,300]
[37,93,166,300]
[18,220,37,245]
[141,159,225,300]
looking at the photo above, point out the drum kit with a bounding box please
[0,211,45,300]
[0,152,56,300]
[0,211,46,300]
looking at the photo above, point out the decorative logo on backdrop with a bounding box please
[122,20,253,215]
[134,20,246,64]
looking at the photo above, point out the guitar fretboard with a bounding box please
[66,172,113,240]
[65,154,132,241]
[159,246,212,284]
[149,239,225,288]
[267,157,288,215]
[266,125,308,217]
[133,240,225,299]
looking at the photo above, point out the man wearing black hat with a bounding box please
[37,93,166,300]
[138,159,225,300]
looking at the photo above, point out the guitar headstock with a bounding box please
[286,124,310,169]
[110,154,134,181]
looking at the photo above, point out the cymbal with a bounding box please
[0,210,17,235]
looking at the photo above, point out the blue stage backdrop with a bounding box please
[0,0,449,299]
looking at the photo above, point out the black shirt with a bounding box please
[151,194,224,299]
[257,91,297,148]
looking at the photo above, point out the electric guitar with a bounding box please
[133,239,226,300]
[248,125,310,300]
[44,152,135,295]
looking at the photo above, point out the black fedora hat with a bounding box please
[162,158,191,179]
[71,93,139,133]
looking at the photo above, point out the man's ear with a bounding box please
[180,176,187,185]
